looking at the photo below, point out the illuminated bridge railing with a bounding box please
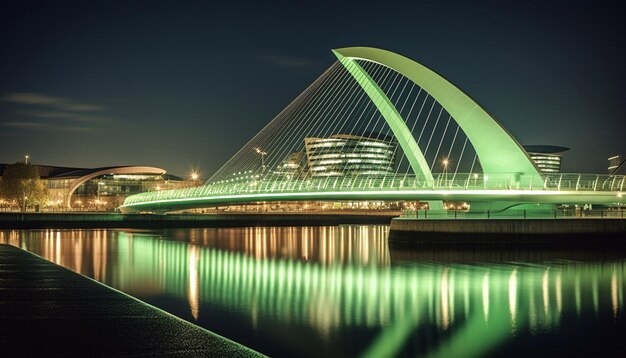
[123,173,625,206]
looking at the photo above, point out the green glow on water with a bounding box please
[1,228,625,357]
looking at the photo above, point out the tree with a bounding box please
[0,162,48,212]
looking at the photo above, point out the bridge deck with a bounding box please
[120,173,625,213]
[0,244,261,357]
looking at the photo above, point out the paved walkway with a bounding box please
[0,244,263,357]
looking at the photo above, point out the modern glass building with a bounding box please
[0,163,185,210]
[523,145,570,173]
[272,152,305,179]
[304,134,397,177]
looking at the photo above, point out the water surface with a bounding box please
[1,227,625,357]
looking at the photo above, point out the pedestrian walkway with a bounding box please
[0,244,262,357]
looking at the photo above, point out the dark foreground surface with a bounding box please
[0,244,261,357]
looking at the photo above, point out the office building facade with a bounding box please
[523,145,569,173]
[304,134,397,177]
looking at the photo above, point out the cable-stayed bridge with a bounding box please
[120,47,624,213]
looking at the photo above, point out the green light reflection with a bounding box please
[1,228,624,357]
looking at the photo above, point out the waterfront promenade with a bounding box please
[0,244,262,357]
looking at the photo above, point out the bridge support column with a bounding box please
[426,200,445,212]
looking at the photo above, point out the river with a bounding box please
[1,226,625,357]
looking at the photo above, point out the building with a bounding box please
[0,164,184,210]
[304,133,397,177]
[272,151,305,179]
[608,155,623,174]
[523,145,570,173]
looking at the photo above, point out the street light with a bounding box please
[24,155,29,164]
[254,147,268,173]
[442,158,449,186]
[190,171,200,187]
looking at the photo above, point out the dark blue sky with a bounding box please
[1,0,624,177]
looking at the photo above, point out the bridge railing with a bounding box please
[122,173,626,206]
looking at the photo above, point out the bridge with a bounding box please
[119,47,624,214]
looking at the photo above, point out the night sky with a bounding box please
[1,0,624,178]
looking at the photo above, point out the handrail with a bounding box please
[121,172,626,207]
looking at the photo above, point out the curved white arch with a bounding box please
[66,166,165,208]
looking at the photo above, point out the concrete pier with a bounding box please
[0,244,262,357]
[389,218,626,246]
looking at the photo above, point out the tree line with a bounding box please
[0,162,48,212]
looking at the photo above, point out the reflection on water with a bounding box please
[168,226,391,266]
[1,227,625,357]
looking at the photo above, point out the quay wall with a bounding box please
[389,218,626,246]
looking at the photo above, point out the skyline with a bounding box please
[1,0,624,178]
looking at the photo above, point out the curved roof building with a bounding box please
[522,145,570,173]
[0,164,183,210]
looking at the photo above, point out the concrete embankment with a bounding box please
[0,244,262,357]
[388,218,626,246]
[0,212,398,229]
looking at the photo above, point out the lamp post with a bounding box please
[24,155,29,164]
[190,171,199,187]
[254,147,267,174]
[442,158,449,187]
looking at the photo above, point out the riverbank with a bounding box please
[389,217,626,246]
[0,212,399,229]
[0,244,262,357]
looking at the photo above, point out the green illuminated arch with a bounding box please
[333,47,540,177]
